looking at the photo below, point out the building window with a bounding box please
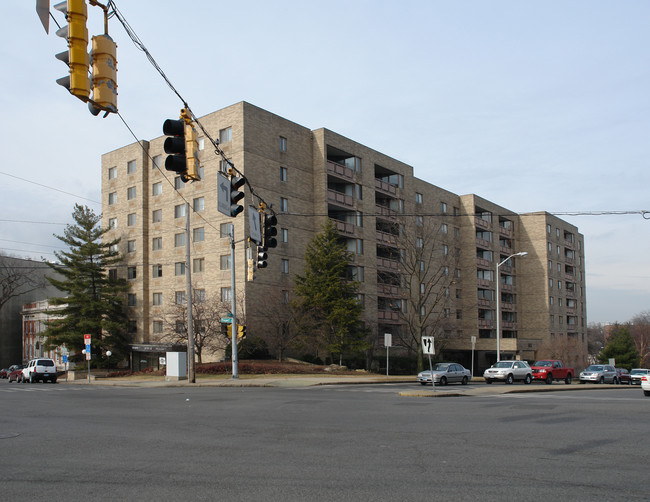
[220,255,231,270]
[127,320,137,334]
[127,213,137,226]
[219,127,232,144]
[108,192,117,205]
[346,265,364,281]
[127,266,136,279]
[194,289,206,303]
[441,202,447,213]
[127,240,136,253]
[416,215,423,227]
[127,186,136,200]
[197,166,204,180]
[174,176,185,189]
[108,167,117,179]
[152,237,162,251]
[127,294,137,307]
[153,320,163,334]
[193,197,204,212]
[281,228,288,243]
[174,204,186,219]
[152,209,162,223]
[175,262,186,276]
[108,268,117,280]
[281,259,289,274]
[193,227,204,242]
[280,197,288,212]
[109,244,118,253]
[416,237,423,248]
[442,244,449,256]
[153,292,162,306]
[221,287,232,302]
[441,223,448,234]
[193,258,205,273]
[280,166,288,182]
[198,137,205,150]
[152,155,161,169]
[220,223,233,238]
[175,291,186,305]
[108,217,117,229]
[152,264,163,278]
[127,160,136,174]
[219,159,231,173]
[175,233,185,247]
[415,192,423,204]
[152,182,162,196]
[279,136,287,152]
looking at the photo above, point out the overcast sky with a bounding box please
[1,1,648,323]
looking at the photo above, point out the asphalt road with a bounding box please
[1,382,648,501]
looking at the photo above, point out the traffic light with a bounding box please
[88,33,117,115]
[263,214,278,249]
[221,322,232,338]
[238,325,246,340]
[54,0,90,101]
[256,246,268,269]
[229,172,245,217]
[162,109,200,182]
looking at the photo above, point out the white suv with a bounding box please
[21,358,58,383]
[483,360,533,384]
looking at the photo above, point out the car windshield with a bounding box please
[432,364,450,371]
[631,369,647,375]
[586,365,603,371]
[533,361,552,367]
[493,361,514,368]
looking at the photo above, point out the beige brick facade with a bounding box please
[101,102,587,372]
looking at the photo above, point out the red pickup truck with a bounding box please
[531,360,574,384]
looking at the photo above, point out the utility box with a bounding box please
[165,352,186,381]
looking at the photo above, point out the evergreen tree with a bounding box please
[598,325,640,370]
[44,204,130,363]
[293,220,369,365]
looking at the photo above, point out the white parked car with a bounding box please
[21,358,58,383]
[641,375,650,397]
[630,368,650,385]
[417,363,471,386]
[483,360,532,384]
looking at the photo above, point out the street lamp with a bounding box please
[496,251,527,362]
[106,350,112,376]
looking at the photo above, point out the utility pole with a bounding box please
[186,202,195,383]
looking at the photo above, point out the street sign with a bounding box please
[84,334,91,344]
[217,172,232,216]
[62,355,68,363]
[384,333,392,347]
[249,207,262,245]
[422,336,435,355]
[221,317,233,323]
[471,335,476,348]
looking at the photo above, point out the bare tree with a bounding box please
[630,311,650,367]
[252,288,300,361]
[391,216,458,371]
[0,254,49,313]
[587,322,606,363]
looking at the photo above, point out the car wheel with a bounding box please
[29,374,35,384]
[51,377,57,384]
[485,379,493,384]
[461,376,468,385]
[524,374,532,385]
[580,380,585,384]
[644,390,650,397]
[613,377,618,385]
[599,376,605,384]
[440,376,447,386]
[565,374,572,385]
[506,374,514,385]
[545,374,553,385]
[420,382,427,386]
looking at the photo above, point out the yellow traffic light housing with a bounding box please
[54,0,90,101]
[89,33,117,114]
[162,109,200,182]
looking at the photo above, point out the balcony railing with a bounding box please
[375,178,398,196]
[330,219,355,236]
[376,230,398,246]
[476,257,492,268]
[475,217,490,229]
[377,283,401,297]
[377,310,400,322]
[375,204,397,221]
[499,225,513,237]
[327,161,354,180]
[327,189,354,208]
[377,257,400,271]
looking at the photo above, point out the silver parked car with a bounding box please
[417,363,471,386]
[483,360,532,384]
[630,368,650,385]
[579,364,617,384]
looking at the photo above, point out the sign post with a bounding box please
[471,335,476,377]
[422,336,435,389]
[84,334,91,384]
[384,333,392,377]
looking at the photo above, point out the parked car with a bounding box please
[483,361,532,384]
[531,359,574,384]
[21,358,58,383]
[579,364,617,384]
[641,375,650,397]
[0,368,8,379]
[630,368,650,385]
[7,365,25,383]
[616,368,631,385]
[417,363,471,386]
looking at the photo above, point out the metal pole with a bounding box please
[386,346,389,377]
[428,353,434,391]
[230,229,239,379]
[496,260,501,362]
[186,202,195,383]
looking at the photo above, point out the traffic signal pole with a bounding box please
[186,202,195,383]
[229,228,239,379]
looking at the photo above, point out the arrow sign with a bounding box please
[421,336,435,355]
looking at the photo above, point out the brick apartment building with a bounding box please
[101,102,587,373]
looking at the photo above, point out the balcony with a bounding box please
[477,278,491,288]
[377,257,400,271]
[327,189,354,208]
[476,238,491,249]
[377,283,401,297]
[499,225,513,237]
[478,298,491,308]
[378,310,400,322]
[475,217,490,230]
[376,204,397,222]
[476,257,491,268]
[330,219,355,237]
[376,230,398,246]
[327,161,354,180]
[375,178,398,196]
[478,319,493,328]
